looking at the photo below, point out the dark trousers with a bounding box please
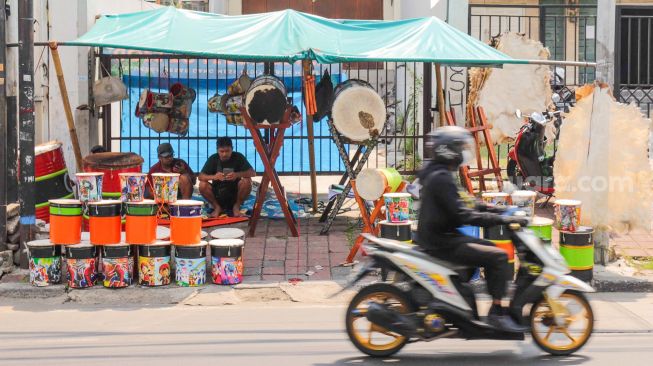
[428,235,510,300]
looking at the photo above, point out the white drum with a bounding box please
[332,80,386,142]
[210,227,246,240]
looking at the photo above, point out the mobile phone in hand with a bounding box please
[223,168,234,174]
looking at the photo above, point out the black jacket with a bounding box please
[417,163,505,250]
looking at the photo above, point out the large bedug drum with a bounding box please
[331,80,386,143]
[83,152,144,199]
[244,75,288,125]
[35,141,74,222]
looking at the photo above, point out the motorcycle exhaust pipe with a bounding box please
[366,302,418,337]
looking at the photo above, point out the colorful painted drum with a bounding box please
[27,240,62,287]
[101,245,132,288]
[356,168,403,201]
[83,152,144,199]
[49,199,82,245]
[87,200,123,245]
[138,241,172,287]
[379,220,413,242]
[209,239,244,285]
[35,141,74,223]
[170,200,203,245]
[555,199,582,232]
[383,193,412,223]
[65,243,98,289]
[125,200,158,245]
[481,192,510,206]
[511,190,537,217]
[75,172,104,203]
[119,172,148,202]
[152,173,180,203]
[210,227,245,240]
[174,242,207,287]
[559,227,594,282]
[528,217,554,244]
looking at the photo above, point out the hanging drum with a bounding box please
[35,141,74,222]
[244,75,288,125]
[332,79,386,143]
[83,152,144,200]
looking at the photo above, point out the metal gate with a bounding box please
[615,6,653,118]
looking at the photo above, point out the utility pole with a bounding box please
[0,2,8,251]
[17,0,34,268]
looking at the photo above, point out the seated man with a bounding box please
[146,142,195,200]
[199,137,255,217]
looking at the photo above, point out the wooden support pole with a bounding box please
[49,41,83,171]
[435,63,446,127]
[302,59,318,213]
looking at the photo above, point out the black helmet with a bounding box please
[423,126,475,168]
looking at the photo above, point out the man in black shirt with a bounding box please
[199,137,255,217]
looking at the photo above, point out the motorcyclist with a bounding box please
[417,126,529,333]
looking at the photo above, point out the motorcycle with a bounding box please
[506,105,562,204]
[342,211,595,358]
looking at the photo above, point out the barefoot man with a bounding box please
[199,137,254,217]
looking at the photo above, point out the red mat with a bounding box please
[157,216,248,227]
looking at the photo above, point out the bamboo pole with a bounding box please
[435,63,446,127]
[302,59,318,213]
[49,41,83,171]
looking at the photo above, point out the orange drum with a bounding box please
[83,152,144,199]
[87,200,122,245]
[49,199,82,245]
[125,200,157,245]
[170,200,203,245]
[492,240,515,263]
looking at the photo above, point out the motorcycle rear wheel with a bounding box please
[345,283,415,357]
[530,291,594,356]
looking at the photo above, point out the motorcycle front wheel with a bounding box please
[345,283,415,357]
[530,291,594,356]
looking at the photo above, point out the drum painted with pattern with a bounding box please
[383,193,412,223]
[151,173,180,203]
[209,239,244,285]
[65,242,98,289]
[119,172,148,202]
[555,199,582,232]
[27,240,63,287]
[35,141,74,223]
[101,244,132,288]
[76,172,104,203]
[138,241,172,287]
[174,242,207,287]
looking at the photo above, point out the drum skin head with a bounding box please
[332,81,386,142]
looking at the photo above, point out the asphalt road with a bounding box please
[1,293,652,366]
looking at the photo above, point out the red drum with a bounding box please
[83,152,144,199]
[35,141,74,223]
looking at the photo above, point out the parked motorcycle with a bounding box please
[342,211,595,357]
[506,102,563,203]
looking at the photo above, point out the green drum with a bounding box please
[559,227,594,282]
[528,217,554,244]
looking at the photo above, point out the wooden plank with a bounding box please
[336,1,358,19]
[477,107,503,191]
[468,106,486,191]
[313,0,337,18]
[288,0,312,13]
[358,0,383,20]
[242,0,267,14]
[267,0,289,11]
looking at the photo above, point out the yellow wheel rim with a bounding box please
[531,293,593,352]
[347,291,408,352]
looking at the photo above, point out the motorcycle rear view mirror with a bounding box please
[515,109,523,119]
[531,112,547,125]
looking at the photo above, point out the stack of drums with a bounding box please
[82,152,144,200]
[26,240,63,287]
[101,244,133,288]
[35,141,74,222]
[483,224,515,272]
[138,241,172,286]
[65,243,98,289]
[209,239,244,285]
[174,242,207,287]
[528,217,554,245]
[554,200,592,281]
